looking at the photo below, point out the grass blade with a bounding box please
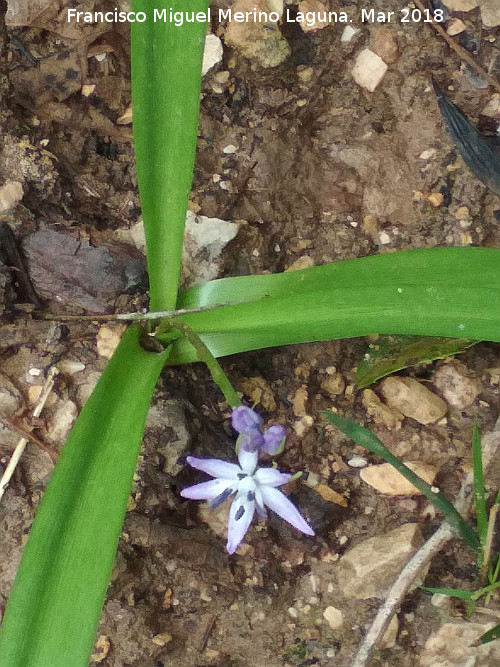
[472,425,488,558]
[161,247,500,363]
[321,411,479,550]
[0,327,168,667]
[131,0,208,310]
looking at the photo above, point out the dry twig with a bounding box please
[0,366,59,503]
[413,0,500,94]
[350,414,500,667]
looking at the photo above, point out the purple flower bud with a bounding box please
[262,425,286,455]
[231,406,263,433]
[236,429,264,453]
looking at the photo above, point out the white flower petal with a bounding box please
[237,447,258,475]
[253,467,291,487]
[226,492,256,554]
[186,456,240,479]
[260,486,314,536]
[180,479,234,501]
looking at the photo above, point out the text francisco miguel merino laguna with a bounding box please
[67,7,351,26]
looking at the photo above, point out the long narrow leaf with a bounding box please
[161,247,500,364]
[0,327,168,667]
[321,411,479,550]
[472,425,488,555]
[131,0,208,309]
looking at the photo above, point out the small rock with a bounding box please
[370,28,399,64]
[420,622,500,667]
[224,0,290,68]
[379,377,447,425]
[96,324,127,359]
[360,461,437,496]
[481,95,500,118]
[292,385,308,417]
[320,374,345,397]
[447,18,466,35]
[443,0,478,10]
[285,255,315,272]
[47,399,78,444]
[337,523,423,599]
[323,606,343,629]
[362,388,403,428]
[352,49,388,92]
[151,632,173,647]
[0,181,23,213]
[182,211,240,287]
[314,483,348,507]
[297,0,331,31]
[202,33,223,76]
[433,361,481,410]
[57,360,85,376]
[340,26,359,44]
[428,192,445,208]
[480,0,500,27]
[347,455,368,468]
[297,66,314,82]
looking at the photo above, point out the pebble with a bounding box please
[432,361,481,410]
[379,377,447,425]
[320,374,345,397]
[362,388,403,428]
[447,18,466,35]
[347,455,368,468]
[96,323,127,359]
[480,0,500,27]
[297,0,331,31]
[337,523,423,599]
[0,180,23,213]
[323,606,343,629]
[428,192,445,208]
[370,28,399,64]
[340,26,359,44]
[420,622,500,666]
[47,399,78,444]
[285,255,315,272]
[443,0,478,10]
[239,376,277,411]
[379,615,399,649]
[222,144,238,154]
[202,33,223,76]
[360,461,437,496]
[351,49,388,92]
[292,385,308,417]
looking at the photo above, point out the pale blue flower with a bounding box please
[232,405,286,455]
[181,446,314,555]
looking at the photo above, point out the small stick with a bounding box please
[350,414,500,667]
[413,0,500,95]
[0,366,59,503]
[0,416,59,463]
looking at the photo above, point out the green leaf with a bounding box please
[420,586,474,601]
[321,411,480,551]
[355,335,476,388]
[161,247,500,364]
[0,326,168,667]
[131,0,208,310]
[474,623,500,646]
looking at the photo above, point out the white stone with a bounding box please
[0,181,23,213]
[432,361,481,410]
[96,324,127,359]
[379,377,447,424]
[352,49,388,92]
[222,144,238,154]
[348,455,368,468]
[202,34,223,76]
[47,399,78,444]
[323,606,343,629]
[341,26,359,44]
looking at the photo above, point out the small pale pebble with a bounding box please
[214,70,230,84]
[442,0,478,10]
[323,606,343,629]
[297,0,331,31]
[340,26,358,44]
[419,149,437,160]
[352,49,388,92]
[447,18,466,35]
[481,95,500,118]
[222,144,238,154]
[363,388,404,428]
[454,206,470,220]
[360,461,437,496]
[28,367,42,377]
[379,615,399,649]
[348,455,368,468]
[57,360,85,375]
[0,180,23,213]
[428,192,445,208]
[380,377,447,424]
[288,607,299,618]
[297,66,314,82]
[379,231,391,245]
[433,361,481,410]
[202,33,223,76]
[97,324,127,359]
[369,27,399,64]
[320,374,345,397]
[304,471,320,488]
[151,632,173,646]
